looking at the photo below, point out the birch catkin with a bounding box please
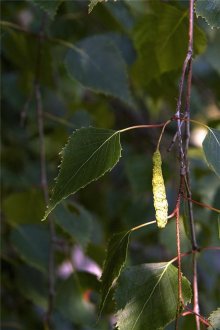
[152,150,168,228]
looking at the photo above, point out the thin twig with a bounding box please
[172,1,202,328]
[44,112,75,129]
[182,307,212,327]
[202,246,220,251]
[174,180,184,330]
[172,0,194,171]
[183,1,200,328]
[167,115,187,152]
[184,177,198,250]
[34,16,55,330]
[20,89,33,127]
[170,246,220,264]
[192,253,200,330]
[183,194,220,214]
[119,122,166,133]
[156,120,171,150]
[175,50,192,175]
[130,212,176,232]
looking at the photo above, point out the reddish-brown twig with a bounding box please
[183,194,220,213]
[183,306,212,328]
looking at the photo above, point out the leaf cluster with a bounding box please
[1,1,220,329]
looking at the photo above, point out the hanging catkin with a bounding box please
[152,150,168,228]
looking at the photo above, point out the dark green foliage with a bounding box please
[54,202,93,249]
[43,127,121,220]
[115,263,192,330]
[203,128,220,179]
[100,231,131,313]
[132,2,206,87]
[31,0,63,19]
[55,275,95,325]
[1,0,220,329]
[10,224,50,273]
[65,35,134,106]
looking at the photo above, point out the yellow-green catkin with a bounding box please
[152,150,168,228]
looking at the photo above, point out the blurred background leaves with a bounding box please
[1,0,220,329]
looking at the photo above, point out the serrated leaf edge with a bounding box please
[194,1,220,29]
[99,230,131,315]
[208,307,220,330]
[43,127,122,220]
[115,262,192,330]
[88,0,118,14]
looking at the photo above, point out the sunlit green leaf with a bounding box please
[88,0,104,13]
[208,308,220,329]
[132,2,206,85]
[202,128,220,179]
[100,231,131,313]
[195,0,220,29]
[88,0,117,13]
[43,128,121,220]
[65,35,134,106]
[115,262,192,330]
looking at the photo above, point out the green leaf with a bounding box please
[56,275,95,324]
[88,0,117,14]
[100,231,131,313]
[43,127,121,220]
[208,308,220,330]
[132,3,206,85]
[125,154,152,194]
[202,128,220,179]
[65,35,134,106]
[2,190,45,225]
[156,4,206,73]
[204,34,220,75]
[16,265,47,308]
[54,202,93,249]
[100,32,136,66]
[160,217,191,256]
[88,0,104,13]
[31,0,63,19]
[115,262,192,330]
[195,0,220,29]
[10,224,49,273]
[155,5,188,74]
